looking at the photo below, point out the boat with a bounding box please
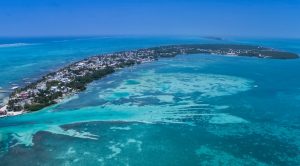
[11,86,19,90]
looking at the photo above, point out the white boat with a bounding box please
[11,86,19,90]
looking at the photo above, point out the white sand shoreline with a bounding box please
[0,105,25,117]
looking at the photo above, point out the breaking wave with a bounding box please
[0,43,34,48]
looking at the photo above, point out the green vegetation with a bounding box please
[66,67,115,91]
[46,80,60,89]
[24,103,52,112]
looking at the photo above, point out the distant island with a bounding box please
[0,44,298,117]
[203,36,224,41]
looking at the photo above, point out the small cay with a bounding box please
[1,44,298,117]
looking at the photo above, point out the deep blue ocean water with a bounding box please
[0,37,299,165]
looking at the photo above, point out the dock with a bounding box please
[0,90,11,93]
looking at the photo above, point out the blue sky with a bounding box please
[0,0,300,37]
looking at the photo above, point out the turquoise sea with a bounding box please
[0,36,300,165]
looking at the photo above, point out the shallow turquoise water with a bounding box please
[0,37,300,165]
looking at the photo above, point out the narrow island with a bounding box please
[0,44,298,117]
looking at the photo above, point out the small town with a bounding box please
[0,44,298,117]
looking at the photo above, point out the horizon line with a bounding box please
[0,34,300,40]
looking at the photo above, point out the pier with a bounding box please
[0,90,11,93]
